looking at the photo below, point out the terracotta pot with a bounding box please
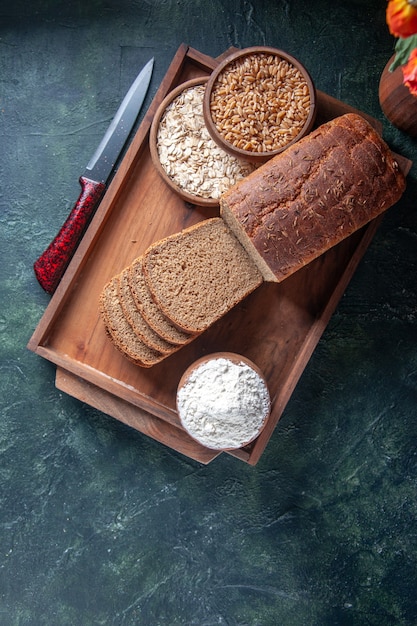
[379,54,417,137]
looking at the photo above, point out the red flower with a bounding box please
[387,0,417,38]
[402,47,417,94]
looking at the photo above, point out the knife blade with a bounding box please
[33,57,154,295]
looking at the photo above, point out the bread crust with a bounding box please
[128,256,192,345]
[118,270,176,354]
[220,113,406,282]
[99,276,165,367]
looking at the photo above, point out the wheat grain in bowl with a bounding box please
[149,78,255,207]
[203,46,317,163]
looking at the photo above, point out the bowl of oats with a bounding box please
[203,47,317,163]
[149,77,255,207]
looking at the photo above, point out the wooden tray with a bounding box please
[28,44,412,465]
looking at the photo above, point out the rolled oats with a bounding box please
[156,84,255,200]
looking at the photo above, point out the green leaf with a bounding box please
[390,34,417,71]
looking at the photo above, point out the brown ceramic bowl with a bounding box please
[149,77,254,207]
[176,352,271,450]
[203,46,317,163]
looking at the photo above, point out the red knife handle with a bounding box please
[33,176,106,294]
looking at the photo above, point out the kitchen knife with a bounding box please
[34,57,154,295]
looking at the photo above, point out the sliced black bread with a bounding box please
[99,276,165,367]
[118,270,176,355]
[128,256,192,345]
[142,217,263,334]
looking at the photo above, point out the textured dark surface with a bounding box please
[1,1,417,624]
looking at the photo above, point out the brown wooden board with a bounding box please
[28,44,412,465]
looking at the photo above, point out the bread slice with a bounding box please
[220,113,406,283]
[142,217,263,334]
[99,276,164,367]
[118,270,176,354]
[128,257,192,346]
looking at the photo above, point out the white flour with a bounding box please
[176,357,270,449]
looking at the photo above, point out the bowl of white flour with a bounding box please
[176,352,271,450]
